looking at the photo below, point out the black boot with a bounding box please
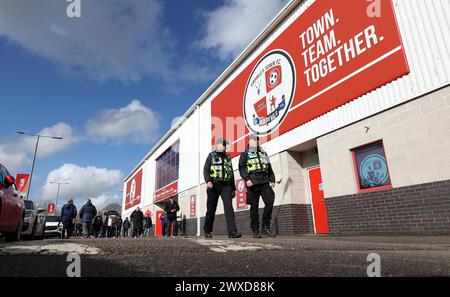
[228,231,242,238]
[205,232,212,239]
[252,231,262,238]
[262,227,276,238]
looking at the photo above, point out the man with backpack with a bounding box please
[93,212,103,238]
[122,217,131,237]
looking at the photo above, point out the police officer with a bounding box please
[239,134,276,238]
[203,138,242,239]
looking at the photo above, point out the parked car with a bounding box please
[22,200,46,240]
[44,215,62,237]
[0,163,25,241]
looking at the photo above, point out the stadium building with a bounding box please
[122,0,450,236]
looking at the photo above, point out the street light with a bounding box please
[16,131,63,200]
[50,181,70,211]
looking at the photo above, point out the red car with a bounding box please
[0,163,25,241]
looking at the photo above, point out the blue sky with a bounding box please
[0,0,288,210]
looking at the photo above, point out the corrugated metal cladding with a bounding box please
[123,0,449,214]
[265,0,450,155]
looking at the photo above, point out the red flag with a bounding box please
[47,203,55,215]
[16,174,30,195]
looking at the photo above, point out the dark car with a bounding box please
[0,163,25,241]
[22,200,46,240]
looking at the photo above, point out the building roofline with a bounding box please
[124,0,300,182]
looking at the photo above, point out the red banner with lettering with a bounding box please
[125,169,143,210]
[235,179,247,210]
[153,181,178,203]
[190,195,196,218]
[211,0,409,157]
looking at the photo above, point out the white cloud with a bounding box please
[0,122,79,174]
[86,100,160,144]
[0,144,29,175]
[195,0,289,60]
[20,122,81,157]
[0,0,177,83]
[85,193,122,211]
[41,163,123,210]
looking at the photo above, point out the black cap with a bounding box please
[217,138,230,146]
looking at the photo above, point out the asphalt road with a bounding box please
[1,235,450,277]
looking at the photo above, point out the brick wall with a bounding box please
[318,86,450,198]
[183,204,314,236]
[325,179,450,235]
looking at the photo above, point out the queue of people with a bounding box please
[58,198,141,239]
[58,134,277,240]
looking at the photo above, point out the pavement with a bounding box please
[1,235,450,277]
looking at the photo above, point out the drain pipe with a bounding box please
[196,104,201,237]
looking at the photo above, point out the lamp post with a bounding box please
[50,181,69,211]
[16,131,63,200]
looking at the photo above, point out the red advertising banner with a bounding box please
[153,181,178,203]
[125,169,143,210]
[47,203,55,215]
[211,0,409,157]
[15,174,30,196]
[190,195,196,218]
[235,179,247,210]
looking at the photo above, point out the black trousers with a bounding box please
[166,218,178,236]
[93,225,101,237]
[133,226,143,237]
[177,220,184,236]
[182,219,187,236]
[204,184,238,235]
[247,184,275,232]
[61,220,74,238]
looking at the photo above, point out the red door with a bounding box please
[308,167,329,234]
[155,210,164,237]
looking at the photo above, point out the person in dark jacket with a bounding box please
[182,214,187,237]
[238,134,276,238]
[143,213,153,237]
[79,199,97,238]
[59,198,77,239]
[75,222,83,237]
[100,211,108,238]
[164,198,180,237]
[203,138,241,239]
[116,216,123,237]
[130,207,144,238]
[92,212,103,238]
[160,213,167,237]
[122,217,130,237]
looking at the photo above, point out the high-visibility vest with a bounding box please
[209,152,233,181]
[245,148,270,174]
